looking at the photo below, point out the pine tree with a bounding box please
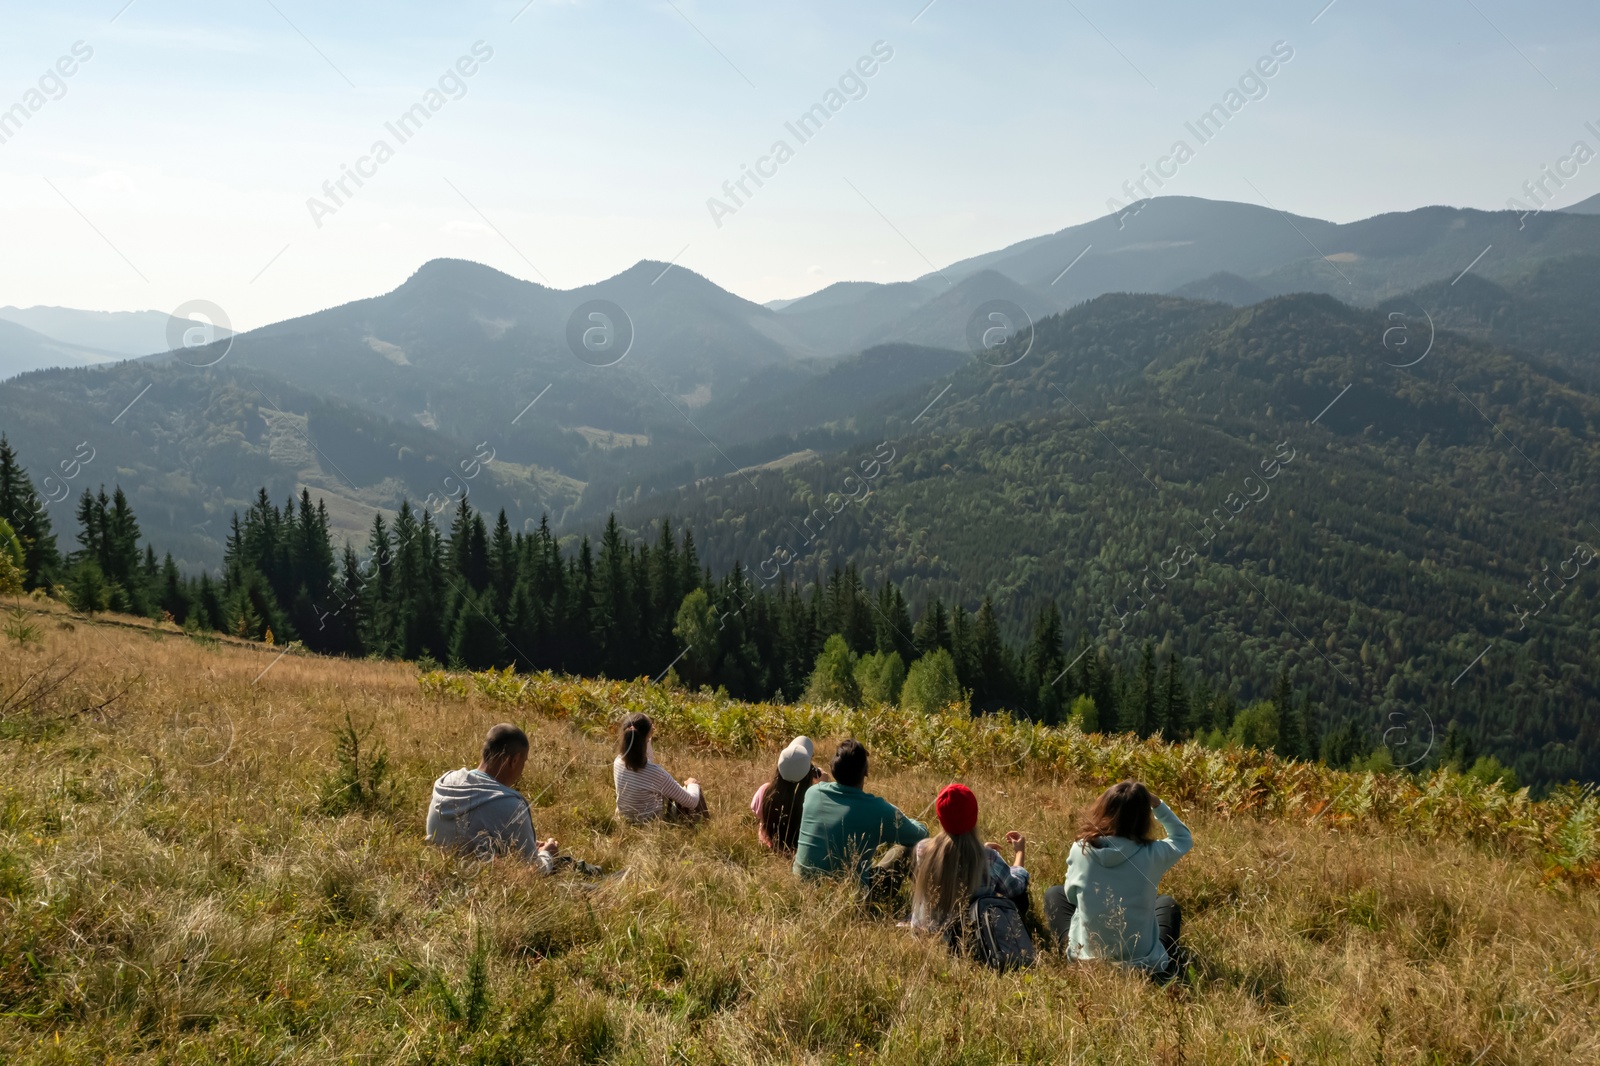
[334,543,365,656]
[914,596,951,656]
[74,489,105,569]
[971,597,1010,713]
[160,553,188,623]
[1158,653,1189,740]
[448,588,504,669]
[1273,671,1305,760]
[487,510,517,617]
[1025,602,1065,721]
[1134,641,1158,736]
[949,602,975,701]
[875,584,916,664]
[357,513,394,657]
[592,514,635,675]
[69,560,108,613]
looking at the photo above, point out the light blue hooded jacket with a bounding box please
[1063,801,1192,970]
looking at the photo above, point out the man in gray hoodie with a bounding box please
[426,723,560,871]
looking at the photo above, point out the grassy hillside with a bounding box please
[2,602,1598,1064]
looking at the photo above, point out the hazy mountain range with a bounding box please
[2,194,1598,576]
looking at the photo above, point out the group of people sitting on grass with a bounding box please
[424,713,1193,978]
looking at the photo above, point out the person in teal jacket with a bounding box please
[1044,780,1193,979]
[792,739,928,893]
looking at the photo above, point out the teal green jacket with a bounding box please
[792,781,928,880]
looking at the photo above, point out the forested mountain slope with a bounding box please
[1380,254,1600,384]
[620,291,1600,787]
[0,360,569,572]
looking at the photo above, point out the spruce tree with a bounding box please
[160,553,188,623]
[971,597,1010,713]
[1025,602,1065,720]
[69,560,108,613]
[447,588,504,669]
[487,510,517,616]
[1134,641,1158,736]
[1159,653,1189,740]
[913,596,951,656]
[875,584,916,664]
[593,515,635,675]
[1273,671,1306,761]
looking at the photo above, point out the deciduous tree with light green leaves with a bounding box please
[854,650,906,706]
[1228,699,1280,752]
[900,648,964,716]
[672,588,721,690]
[1066,693,1098,733]
[805,633,861,707]
[0,518,23,596]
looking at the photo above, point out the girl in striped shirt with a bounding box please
[613,712,706,823]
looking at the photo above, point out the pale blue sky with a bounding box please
[1,0,1596,328]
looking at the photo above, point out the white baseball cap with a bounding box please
[777,736,815,782]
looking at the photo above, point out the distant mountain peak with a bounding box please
[405,257,532,286]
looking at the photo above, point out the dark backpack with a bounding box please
[947,891,1036,971]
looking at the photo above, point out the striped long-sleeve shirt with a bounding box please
[613,756,702,823]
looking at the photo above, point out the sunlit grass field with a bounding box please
[2,600,1597,1064]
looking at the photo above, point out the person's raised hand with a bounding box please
[1005,830,1026,863]
[685,777,700,787]
[1148,792,1163,810]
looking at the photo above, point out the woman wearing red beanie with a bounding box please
[908,783,1029,935]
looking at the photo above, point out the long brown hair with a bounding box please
[1076,780,1157,846]
[618,712,651,771]
[758,767,817,852]
[911,830,987,928]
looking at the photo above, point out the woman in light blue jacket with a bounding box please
[1044,780,1192,979]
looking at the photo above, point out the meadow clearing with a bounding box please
[1,600,1597,1064]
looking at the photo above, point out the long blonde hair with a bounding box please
[912,830,987,928]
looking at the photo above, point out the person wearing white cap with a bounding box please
[750,736,827,853]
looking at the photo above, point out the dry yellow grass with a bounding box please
[2,602,1598,1064]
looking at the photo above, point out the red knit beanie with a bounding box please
[935,783,979,837]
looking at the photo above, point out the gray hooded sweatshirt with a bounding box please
[425,768,552,872]
[1062,802,1192,970]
